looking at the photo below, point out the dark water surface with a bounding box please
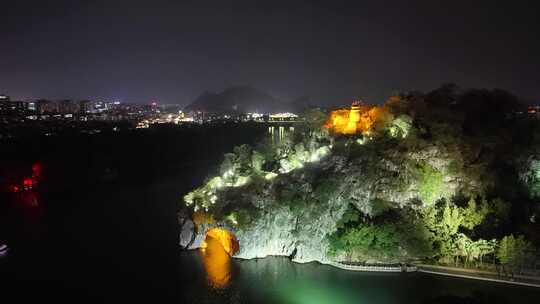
[1,179,539,304]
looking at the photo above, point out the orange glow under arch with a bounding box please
[201,228,240,256]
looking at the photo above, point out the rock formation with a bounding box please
[179,91,540,266]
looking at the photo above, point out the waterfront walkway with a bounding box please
[416,264,540,288]
[329,261,540,288]
[328,261,416,273]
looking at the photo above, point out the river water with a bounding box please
[1,178,539,303]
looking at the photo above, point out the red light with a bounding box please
[32,163,41,178]
[23,178,33,187]
[22,177,37,190]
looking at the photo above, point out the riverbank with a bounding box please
[229,253,540,289]
[324,260,540,288]
[416,264,540,288]
[327,261,416,272]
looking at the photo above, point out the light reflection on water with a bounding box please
[186,251,540,304]
[3,182,540,304]
[200,236,232,290]
[194,247,381,303]
[18,191,41,208]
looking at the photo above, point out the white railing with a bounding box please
[329,262,417,273]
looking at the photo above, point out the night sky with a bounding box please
[2,0,539,105]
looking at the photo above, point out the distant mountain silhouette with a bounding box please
[288,95,318,113]
[185,86,327,114]
[185,86,281,113]
[285,95,328,114]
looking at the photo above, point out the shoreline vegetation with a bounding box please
[331,260,540,288]
[186,246,540,288]
[329,260,540,288]
[416,264,540,288]
[181,85,540,287]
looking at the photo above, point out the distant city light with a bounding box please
[269,112,298,119]
[248,112,264,118]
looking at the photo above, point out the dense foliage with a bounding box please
[184,85,540,272]
[326,85,540,271]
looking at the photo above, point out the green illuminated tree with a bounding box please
[233,144,253,174]
[491,198,511,227]
[522,159,540,198]
[300,108,327,132]
[337,224,401,260]
[476,239,498,267]
[497,235,535,275]
[423,202,462,237]
[251,151,265,173]
[387,115,412,138]
[417,163,445,205]
[451,234,497,267]
[461,197,489,230]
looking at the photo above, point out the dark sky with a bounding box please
[1,0,539,105]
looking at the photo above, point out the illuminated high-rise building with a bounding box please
[79,100,92,114]
[0,94,10,115]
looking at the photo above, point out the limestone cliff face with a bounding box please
[179,203,348,263]
[178,127,473,263]
[178,157,352,263]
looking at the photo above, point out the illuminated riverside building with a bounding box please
[268,112,299,122]
[527,105,540,119]
[265,112,299,143]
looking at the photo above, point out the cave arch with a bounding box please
[201,228,240,256]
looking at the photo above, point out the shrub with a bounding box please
[417,163,445,205]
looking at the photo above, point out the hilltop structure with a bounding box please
[179,87,539,272]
